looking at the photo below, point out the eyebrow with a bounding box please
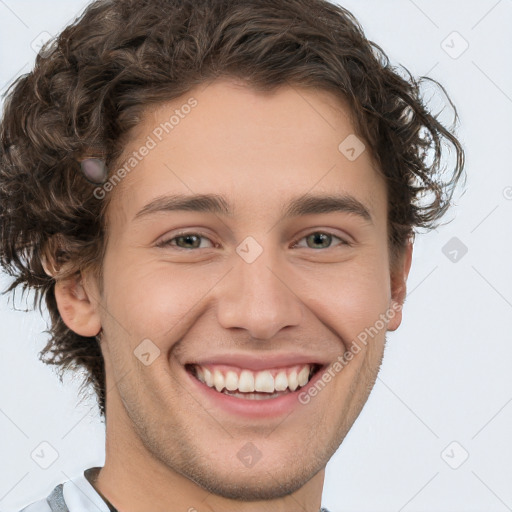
[133,192,373,224]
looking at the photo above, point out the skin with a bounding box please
[54,78,413,512]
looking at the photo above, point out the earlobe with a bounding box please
[387,241,413,332]
[54,272,102,337]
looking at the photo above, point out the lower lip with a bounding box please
[185,365,326,419]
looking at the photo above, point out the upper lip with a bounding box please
[185,352,329,371]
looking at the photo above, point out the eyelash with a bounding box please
[155,230,351,250]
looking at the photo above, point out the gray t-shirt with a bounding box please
[18,467,331,512]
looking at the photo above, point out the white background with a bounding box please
[0,1,511,511]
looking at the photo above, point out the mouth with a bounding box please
[185,362,323,401]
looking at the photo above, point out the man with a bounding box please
[0,0,464,510]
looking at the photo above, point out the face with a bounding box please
[68,78,411,504]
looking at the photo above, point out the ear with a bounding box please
[387,240,413,332]
[54,271,102,337]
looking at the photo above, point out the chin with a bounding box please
[184,462,319,502]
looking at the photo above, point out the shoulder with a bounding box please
[16,484,61,512]
[17,501,51,512]
[17,503,51,512]
[16,467,109,512]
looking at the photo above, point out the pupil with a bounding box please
[309,233,330,249]
[179,235,200,248]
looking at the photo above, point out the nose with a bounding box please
[215,244,303,340]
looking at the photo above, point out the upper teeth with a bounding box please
[193,364,315,393]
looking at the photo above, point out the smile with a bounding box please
[186,363,322,400]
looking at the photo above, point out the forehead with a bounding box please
[108,79,386,228]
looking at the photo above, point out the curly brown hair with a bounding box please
[0,0,465,419]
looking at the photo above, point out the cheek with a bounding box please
[104,258,226,340]
[297,255,391,337]
[102,241,392,347]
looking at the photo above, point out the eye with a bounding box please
[292,231,350,250]
[156,230,350,251]
[156,232,215,250]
